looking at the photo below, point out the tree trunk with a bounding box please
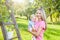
[25,14,30,20]
[50,14,53,22]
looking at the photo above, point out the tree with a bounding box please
[35,0,60,22]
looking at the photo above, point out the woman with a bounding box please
[28,8,47,40]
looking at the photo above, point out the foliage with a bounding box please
[0,0,60,21]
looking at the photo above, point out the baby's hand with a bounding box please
[32,28,36,32]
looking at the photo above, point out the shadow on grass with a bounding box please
[44,27,60,39]
[18,23,28,32]
[44,33,50,38]
[46,28,60,36]
[48,22,60,25]
[16,17,27,20]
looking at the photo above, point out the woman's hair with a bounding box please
[37,7,47,30]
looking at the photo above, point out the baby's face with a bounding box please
[31,17,38,22]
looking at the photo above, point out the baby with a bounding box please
[28,14,38,40]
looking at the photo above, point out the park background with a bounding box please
[0,0,60,40]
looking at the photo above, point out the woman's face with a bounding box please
[36,10,42,19]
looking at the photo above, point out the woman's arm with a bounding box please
[28,26,42,37]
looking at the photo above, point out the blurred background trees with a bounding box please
[0,0,60,22]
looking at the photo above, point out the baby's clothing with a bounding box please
[28,20,36,40]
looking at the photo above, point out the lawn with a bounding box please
[0,18,60,40]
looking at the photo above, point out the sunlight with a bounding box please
[12,0,34,4]
[29,0,34,3]
[12,0,25,3]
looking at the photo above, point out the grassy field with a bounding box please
[0,18,60,40]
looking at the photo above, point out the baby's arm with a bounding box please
[31,23,36,32]
[28,21,32,32]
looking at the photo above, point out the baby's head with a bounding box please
[30,14,38,22]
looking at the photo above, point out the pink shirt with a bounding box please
[34,21,45,40]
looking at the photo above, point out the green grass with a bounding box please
[0,18,60,40]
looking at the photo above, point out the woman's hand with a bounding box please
[32,28,36,32]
